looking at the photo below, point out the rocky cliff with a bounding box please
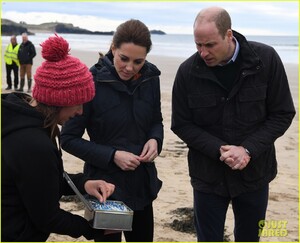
[1,18,166,36]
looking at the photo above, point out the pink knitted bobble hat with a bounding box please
[33,34,95,106]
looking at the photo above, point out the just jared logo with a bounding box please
[258,220,288,237]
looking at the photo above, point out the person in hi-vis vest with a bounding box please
[4,35,20,90]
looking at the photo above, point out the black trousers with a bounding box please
[193,185,269,242]
[6,63,19,88]
[95,203,154,242]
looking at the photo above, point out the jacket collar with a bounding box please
[232,30,262,71]
[90,51,161,95]
[192,30,263,76]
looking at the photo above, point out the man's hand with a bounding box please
[220,145,251,170]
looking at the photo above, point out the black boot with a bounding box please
[17,79,24,92]
[27,79,32,93]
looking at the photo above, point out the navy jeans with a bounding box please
[193,185,269,242]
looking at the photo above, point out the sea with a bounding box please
[1,33,299,64]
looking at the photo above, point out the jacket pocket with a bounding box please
[237,85,267,122]
[188,149,223,184]
[241,147,276,182]
[188,94,219,126]
[144,163,163,199]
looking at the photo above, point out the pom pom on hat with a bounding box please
[41,34,70,62]
[33,34,95,106]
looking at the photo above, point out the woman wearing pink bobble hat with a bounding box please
[1,34,115,241]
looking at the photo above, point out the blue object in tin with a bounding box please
[89,200,129,212]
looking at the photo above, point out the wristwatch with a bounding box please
[244,148,251,157]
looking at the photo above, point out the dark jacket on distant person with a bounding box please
[61,52,163,210]
[18,40,36,65]
[171,30,296,198]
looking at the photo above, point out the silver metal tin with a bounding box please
[63,172,133,231]
[84,200,133,230]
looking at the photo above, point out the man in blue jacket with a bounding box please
[171,6,295,242]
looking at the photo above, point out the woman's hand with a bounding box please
[114,150,141,171]
[84,180,115,203]
[139,138,158,163]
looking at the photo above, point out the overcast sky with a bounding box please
[2,1,299,35]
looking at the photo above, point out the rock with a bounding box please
[2,18,166,36]
[150,30,166,35]
[2,19,34,36]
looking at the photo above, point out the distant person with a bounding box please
[61,19,163,242]
[2,34,115,241]
[17,32,36,93]
[4,35,20,90]
[171,6,295,242]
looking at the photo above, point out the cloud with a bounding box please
[2,1,298,35]
[1,9,193,34]
[2,11,122,32]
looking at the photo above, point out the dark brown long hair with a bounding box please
[29,98,62,139]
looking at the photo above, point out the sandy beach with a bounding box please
[2,45,298,242]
